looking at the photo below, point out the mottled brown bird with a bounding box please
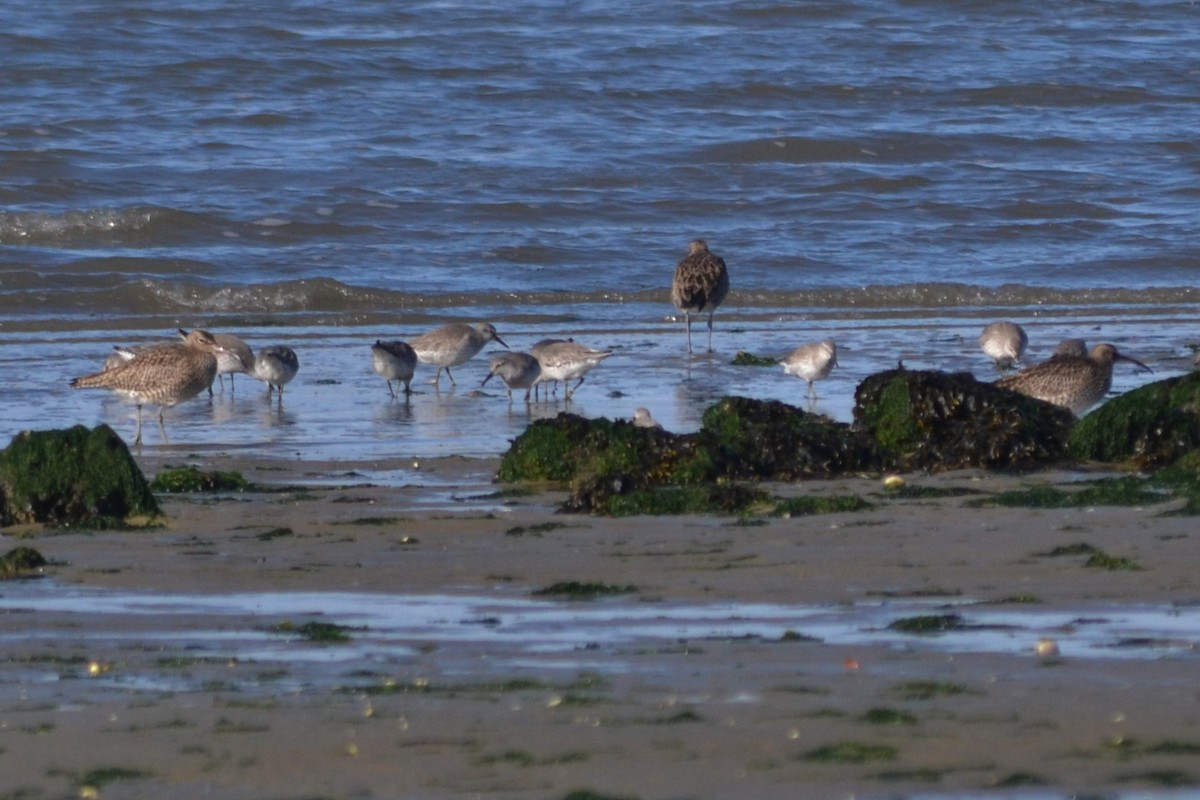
[71,329,226,445]
[996,343,1151,415]
[671,239,729,354]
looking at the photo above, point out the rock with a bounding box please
[1069,371,1200,470]
[0,546,47,578]
[0,425,160,527]
[854,368,1074,472]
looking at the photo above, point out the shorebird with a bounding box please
[996,343,1151,415]
[780,339,839,399]
[371,339,417,399]
[410,322,507,388]
[481,351,541,402]
[253,345,299,398]
[1051,338,1088,360]
[529,337,571,399]
[979,321,1028,371]
[632,407,663,429]
[533,340,613,401]
[671,239,729,354]
[179,328,253,393]
[70,329,227,445]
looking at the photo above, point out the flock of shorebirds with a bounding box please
[68,239,1165,445]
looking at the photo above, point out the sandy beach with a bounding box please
[2,450,1199,800]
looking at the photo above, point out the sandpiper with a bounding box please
[780,339,839,399]
[179,328,253,393]
[410,322,507,388]
[481,351,541,402]
[529,337,571,399]
[671,239,730,354]
[632,407,663,429]
[1051,338,1088,360]
[371,339,417,399]
[979,321,1028,371]
[533,340,613,401]
[253,345,300,398]
[996,343,1151,415]
[71,329,226,445]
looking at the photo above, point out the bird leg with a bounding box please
[156,408,169,445]
[684,312,694,354]
[133,405,144,447]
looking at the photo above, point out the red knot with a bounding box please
[371,340,417,399]
[532,340,613,401]
[481,351,541,403]
[252,345,299,398]
[979,321,1028,371]
[780,339,839,399]
[411,322,507,388]
[179,328,253,394]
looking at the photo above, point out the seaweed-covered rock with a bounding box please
[150,465,250,493]
[562,471,769,516]
[496,413,698,485]
[854,368,1074,472]
[1069,371,1200,469]
[697,396,881,480]
[1,546,47,578]
[0,425,160,527]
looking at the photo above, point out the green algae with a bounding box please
[566,479,770,516]
[150,465,250,493]
[771,494,872,517]
[1070,371,1200,469]
[270,620,359,643]
[0,546,47,578]
[731,350,779,367]
[854,368,1074,472]
[894,680,976,700]
[888,614,968,634]
[801,741,898,763]
[860,707,917,725]
[532,581,637,599]
[0,425,160,527]
[968,476,1167,509]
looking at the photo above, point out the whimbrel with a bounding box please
[780,339,839,399]
[532,340,613,401]
[481,351,541,402]
[979,321,1028,371]
[410,322,507,388]
[253,345,299,398]
[179,328,253,393]
[995,343,1151,415]
[671,239,729,354]
[70,329,226,445]
[371,340,417,399]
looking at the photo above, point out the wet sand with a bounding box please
[2,452,1199,799]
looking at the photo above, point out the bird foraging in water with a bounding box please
[780,339,839,399]
[995,342,1151,415]
[71,329,228,445]
[671,239,729,354]
[979,321,1028,371]
[371,340,417,399]
[1051,338,1088,360]
[533,340,613,401]
[178,328,253,393]
[481,351,541,402]
[411,322,507,388]
[253,345,299,399]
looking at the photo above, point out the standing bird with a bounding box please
[632,407,663,429]
[780,339,839,399]
[533,340,613,401]
[178,328,253,394]
[1051,338,1088,360]
[671,239,730,354]
[371,340,417,399]
[979,321,1028,372]
[70,329,228,445]
[253,345,300,399]
[996,343,1151,416]
[481,351,541,402]
[530,337,571,399]
[411,322,507,388]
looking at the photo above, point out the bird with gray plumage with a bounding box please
[979,321,1028,372]
[530,337,571,399]
[780,339,839,399]
[252,345,299,398]
[1051,338,1088,360]
[371,340,417,399]
[632,407,663,429]
[995,342,1151,415]
[411,322,507,388]
[481,351,541,402]
[671,239,729,354]
[533,340,613,401]
[179,328,253,394]
[71,328,228,445]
